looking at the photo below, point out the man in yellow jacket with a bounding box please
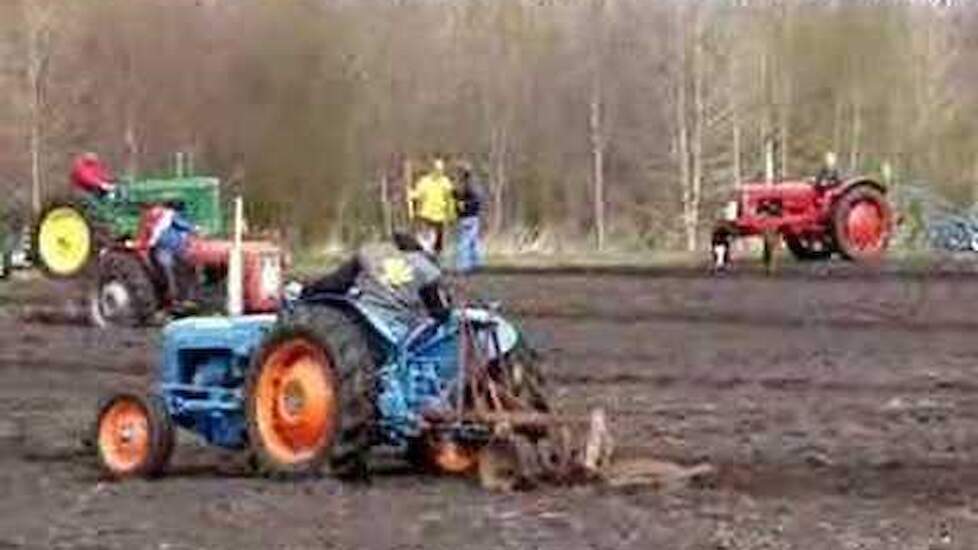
[408,157,456,256]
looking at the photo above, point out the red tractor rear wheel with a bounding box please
[89,250,160,328]
[831,185,892,261]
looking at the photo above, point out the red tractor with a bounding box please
[711,176,893,269]
[89,204,283,327]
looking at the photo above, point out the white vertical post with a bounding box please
[227,196,244,316]
[765,140,775,185]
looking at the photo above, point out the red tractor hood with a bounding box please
[738,180,817,203]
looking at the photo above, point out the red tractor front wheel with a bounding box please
[831,185,892,261]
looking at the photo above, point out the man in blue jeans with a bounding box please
[454,163,485,273]
[137,202,197,308]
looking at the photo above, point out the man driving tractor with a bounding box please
[71,152,116,199]
[815,151,842,189]
[135,202,198,310]
[298,231,447,339]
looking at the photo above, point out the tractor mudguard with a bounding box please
[836,177,887,199]
[830,182,892,260]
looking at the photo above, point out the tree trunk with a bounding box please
[688,6,705,253]
[590,0,607,251]
[124,116,139,179]
[489,126,507,237]
[29,111,41,214]
[590,88,605,251]
[765,140,775,185]
[849,92,861,172]
[778,76,790,178]
[759,49,772,183]
[380,172,392,235]
[674,3,692,252]
[730,45,742,189]
[833,96,843,156]
[778,3,793,179]
[732,115,741,188]
[26,10,46,214]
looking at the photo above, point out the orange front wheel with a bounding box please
[94,393,174,479]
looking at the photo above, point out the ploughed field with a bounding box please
[1,261,978,549]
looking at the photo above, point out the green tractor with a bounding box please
[33,177,225,278]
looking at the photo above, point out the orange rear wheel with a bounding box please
[94,393,173,479]
[247,308,379,478]
[250,337,338,470]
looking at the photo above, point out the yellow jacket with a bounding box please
[409,172,456,223]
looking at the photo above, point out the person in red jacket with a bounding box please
[134,202,197,308]
[70,152,116,198]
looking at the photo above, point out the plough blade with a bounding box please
[472,407,715,492]
[475,408,614,491]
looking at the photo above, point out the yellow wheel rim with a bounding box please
[38,207,91,276]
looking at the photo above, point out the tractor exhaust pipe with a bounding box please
[227,196,244,316]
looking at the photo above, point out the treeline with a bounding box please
[1,0,976,251]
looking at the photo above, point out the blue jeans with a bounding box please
[455,216,481,273]
[152,246,182,302]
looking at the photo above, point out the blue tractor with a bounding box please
[93,248,548,479]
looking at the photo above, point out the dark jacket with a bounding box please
[301,237,448,335]
[455,172,485,218]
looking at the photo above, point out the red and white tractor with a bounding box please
[711,176,893,270]
[89,200,283,327]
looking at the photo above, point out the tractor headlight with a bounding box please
[723,200,739,221]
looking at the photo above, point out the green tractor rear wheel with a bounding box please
[33,200,95,278]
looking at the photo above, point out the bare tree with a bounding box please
[675,3,692,250]
[0,0,974,251]
[23,0,57,213]
[589,0,608,250]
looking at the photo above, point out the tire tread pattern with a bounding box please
[245,304,377,479]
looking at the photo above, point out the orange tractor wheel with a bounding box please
[247,336,339,475]
[408,437,481,475]
[93,392,174,479]
[245,306,378,479]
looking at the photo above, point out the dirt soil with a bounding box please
[2,262,978,549]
